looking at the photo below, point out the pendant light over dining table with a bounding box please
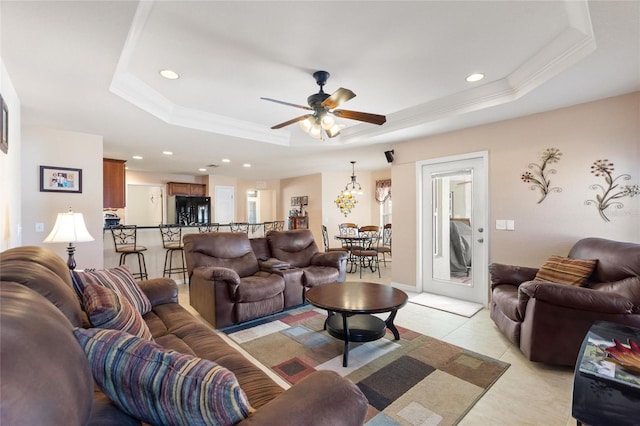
[335,161,363,216]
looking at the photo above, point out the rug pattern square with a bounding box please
[226,305,509,425]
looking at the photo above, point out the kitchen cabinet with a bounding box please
[103,158,126,208]
[167,182,206,196]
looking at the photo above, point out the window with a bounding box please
[247,190,259,223]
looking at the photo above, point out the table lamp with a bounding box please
[44,208,94,270]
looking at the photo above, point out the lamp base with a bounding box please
[66,243,77,270]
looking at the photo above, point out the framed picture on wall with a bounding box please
[0,94,7,154]
[40,166,83,193]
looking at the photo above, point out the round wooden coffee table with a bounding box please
[305,281,408,367]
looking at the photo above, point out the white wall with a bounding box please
[21,127,104,269]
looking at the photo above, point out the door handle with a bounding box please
[477,227,484,233]
[477,238,484,243]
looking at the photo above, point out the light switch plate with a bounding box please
[35,222,45,233]
[496,220,506,230]
[506,220,515,230]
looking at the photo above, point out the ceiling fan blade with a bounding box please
[332,109,386,125]
[260,97,312,111]
[271,115,311,129]
[321,88,356,109]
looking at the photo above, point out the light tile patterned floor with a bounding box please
[178,259,576,425]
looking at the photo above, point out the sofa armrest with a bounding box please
[311,251,348,268]
[258,258,291,271]
[192,266,241,295]
[237,371,368,426]
[138,278,178,306]
[489,263,539,289]
[519,281,635,314]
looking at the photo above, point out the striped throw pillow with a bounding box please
[534,255,597,286]
[73,328,253,426]
[83,283,153,341]
[72,266,152,315]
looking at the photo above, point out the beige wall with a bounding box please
[392,92,640,289]
[21,127,105,270]
[1,59,21,251]
[281,173,322,242]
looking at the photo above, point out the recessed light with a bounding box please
[162,151,173,155]
[198,168,207,172]
[132,155,143,160]
[159,69,179,80]
[243,163,251,168]
[466,73,485,82]
[222,158,231,163]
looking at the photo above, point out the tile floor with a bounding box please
[178,261,577,425]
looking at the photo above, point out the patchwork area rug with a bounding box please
[225,306,509,425]
[409,293,483,318]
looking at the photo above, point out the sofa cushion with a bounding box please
[534,255,597,286]
[237,273,285,302]
[73,328,253,426]
[303,265,339,287]
[491,284,522,321]
[83,283,153,340]
[267,229,319,267]
[72,266,152,315]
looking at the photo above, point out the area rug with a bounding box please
[225,306,509,425]
[409,292,483,318]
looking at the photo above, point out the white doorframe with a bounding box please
[415,151,489,305]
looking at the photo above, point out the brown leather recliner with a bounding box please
[183,232,286,328]
[489,237,640,366]
[266,229,348,287]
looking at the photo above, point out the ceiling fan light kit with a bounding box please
[262,70,386,140]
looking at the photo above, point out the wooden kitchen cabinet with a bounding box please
[103,158,126,208]
[167,182,206,196]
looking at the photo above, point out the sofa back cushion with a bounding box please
[0,246,83,327]
[569,237,640,283]
[1,282,93,426]
[267,230,319,267]
[184,232,259,278]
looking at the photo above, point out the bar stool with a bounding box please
[198,223,220,233]
[110,225,148,280]
[159,225,186,283]
[230,222,249,233]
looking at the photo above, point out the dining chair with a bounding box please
[110,225,148,280]
[350,225,381,278]
[377,223,392,266]
[322,225,348,253]
[159,225,186,282]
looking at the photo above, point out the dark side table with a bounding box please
[572,321,640,426]
[305,281,408,367]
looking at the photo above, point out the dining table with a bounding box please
[334,234,375,273]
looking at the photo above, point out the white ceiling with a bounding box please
[1,1,638,180]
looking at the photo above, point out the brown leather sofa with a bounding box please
[184,230,347,329]
[0,246,368,425]
[489,237,640,366]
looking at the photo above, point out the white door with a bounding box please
[419,152,488,304]
[215,186,234,224]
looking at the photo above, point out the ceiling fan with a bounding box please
[261,71,386,139]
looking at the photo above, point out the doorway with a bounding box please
[215,186,235,224]
[418,152,488,305]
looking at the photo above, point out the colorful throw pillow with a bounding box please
[83,283,153,341]
[72,266,152,315]
[73,328,253,426]
[534,255,597,286]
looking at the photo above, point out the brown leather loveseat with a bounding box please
[184,230,347,328]
[489,237,640,366]
[0,245,368,425]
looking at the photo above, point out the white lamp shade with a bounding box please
[44,211,94,243]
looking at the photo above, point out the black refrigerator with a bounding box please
[168,196,211,225]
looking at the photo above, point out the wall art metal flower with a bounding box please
[335,193,357,217]
[585,159,640,222]
[520,148,563,203]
